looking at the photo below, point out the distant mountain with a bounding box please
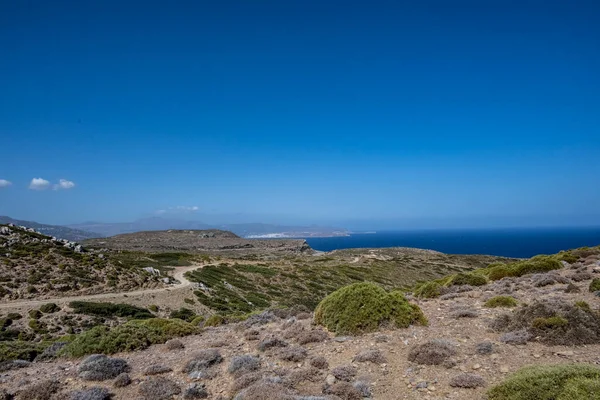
[0,216,103,241]
[68,217,212,237]
[68,217,348,238]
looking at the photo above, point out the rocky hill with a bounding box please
[0,224,164,300]
[84,229,313,256]
[0,245,599,399]
[0,216,102,241]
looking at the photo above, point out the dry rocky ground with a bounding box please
[1,256,599,399]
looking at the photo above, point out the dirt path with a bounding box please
[0,265,202,311]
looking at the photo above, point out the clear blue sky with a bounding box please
[1,0,599,228]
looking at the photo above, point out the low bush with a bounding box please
[69,386,112,400]
[138,377,181,400]
[451,307,479,318]
[450,373,486,388]
[228,355,261,376]
[297,329,328,345]
[204,314,225,327]
[144,364,173,375]
[499,330,531,345]
[487,364,600,400]
[257,337,288,351]
[39,303,60,313]
[17,379,61,400]
[485,296,518,308]
[413,281,442,298]
[0,340,48,362]
[331,364,357,381]
[315,282,427,335]
[531,316,568,330]
[309,355,329,369]
[113,373,131,388]
[183,349,223,374]
[490,300,600,345]
[408,339,457,365]
[451,272,488,286]
[324,381,363,400]
[77,354,130,381]
[170,307,196,322]
[165,339,184,350]
[183,383,209,399]
[28,309,42,319]
[278,346,307,362]
[69,301,153,319]
[590,278,600,292]
[353,349,386,364]
[559,377,600,400]
[483,256,563,281]
[61,318,199,357]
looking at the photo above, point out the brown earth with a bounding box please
[2,257,599,400]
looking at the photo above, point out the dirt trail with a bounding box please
[0,265,201,311]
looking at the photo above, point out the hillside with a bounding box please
[0,224,165,300]
[69,217,349,238]
[0,216,102,241]
[0,244,599,399]
[83,229,313,255]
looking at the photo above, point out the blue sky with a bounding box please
[1,0,599,228]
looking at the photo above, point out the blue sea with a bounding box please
[305,227,600,258]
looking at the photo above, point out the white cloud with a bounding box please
[53,179,76,190]
[174,206,199,212]
[0,179,11,188]
[29,178,50,190]
[155,206,199,215]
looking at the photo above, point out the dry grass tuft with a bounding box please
[309,356,329,369]
[138,377,181,400]
[450,373,486,388]
[408,339,457,365]
[331,364,358,381]
[353,349,387,364]
[77,354,130,381]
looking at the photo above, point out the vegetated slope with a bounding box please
[0,216,102,241]
[1,245,599,400]
[84,229,312,255]
[0,224,165,300]
[184,247,516,314]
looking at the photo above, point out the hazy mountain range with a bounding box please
[1,216,348,241]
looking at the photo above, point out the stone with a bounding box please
[326,374,336,385]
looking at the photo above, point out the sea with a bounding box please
[304,227,600,258]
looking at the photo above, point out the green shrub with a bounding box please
[39,303,60,313]
[451,272,488,286]
[531,316,568,330]
[6,313,22,320]
[558,377,600,400]
[481,256,563,281]
[148,305,159,312]
[204,314,225,327]
[0,341,48,362]
[487,364,600,400]
[28,309,42,319]
[184,297,195,305]
[169,307,196,322]
[574,301,591,311]
[413,281,442,299]
[485,296,518,308]
[314,282,427,335]
[589,279,600,292]
[61,318,199,357]
[191,316,205,326]
[28,319,47,333]
[69,301,153,319]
